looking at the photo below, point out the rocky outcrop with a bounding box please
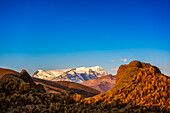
[0,68,45,93]
[86,61,170,112]
[0,69,82,113]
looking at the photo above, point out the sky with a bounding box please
[0,0,170,76]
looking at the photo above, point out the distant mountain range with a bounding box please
[33,66,108,83]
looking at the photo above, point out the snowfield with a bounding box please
[33,66,108,83]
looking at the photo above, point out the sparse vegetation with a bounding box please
[85,61,170,112]
[0,61,169,112]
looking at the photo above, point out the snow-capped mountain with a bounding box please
[33,66,108,83]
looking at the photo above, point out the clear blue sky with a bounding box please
[0,0,170,75]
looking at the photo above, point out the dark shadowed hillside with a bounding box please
[81,74,115,92]
[33,77,101,97]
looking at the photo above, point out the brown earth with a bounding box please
[0,68,19,79]
[81,74,115,92]
[33,77,101,97]
[86,60,170,112]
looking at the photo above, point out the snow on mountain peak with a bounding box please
[33,66,108,83]
[93,66,101,68]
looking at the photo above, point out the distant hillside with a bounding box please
[33,66,108,83]
[33,77,101,97]
[0,68,19,79]
[81,74,115,92]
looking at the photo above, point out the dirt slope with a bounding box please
[81,74,115,92]
[33,77,101,97]
[0,68,19,79]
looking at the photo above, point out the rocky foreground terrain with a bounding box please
[0,61,169,113]
[85,61,170,112]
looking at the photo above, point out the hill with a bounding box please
[85,61,170,112]
[0,68,45,93]
[0,68,84,112]
[0,68,19,79]
[33,77,101,97]
[81,74,115,92]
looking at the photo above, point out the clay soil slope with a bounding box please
[0,68,19,79]
[81,74,115,92]
[33,77,101,97]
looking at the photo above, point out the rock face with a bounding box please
[81,74,115,92]
[87,61,170,112]
[33,66,108,83]
[114,60,162,90]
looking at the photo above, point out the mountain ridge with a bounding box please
[33,66,108,83]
